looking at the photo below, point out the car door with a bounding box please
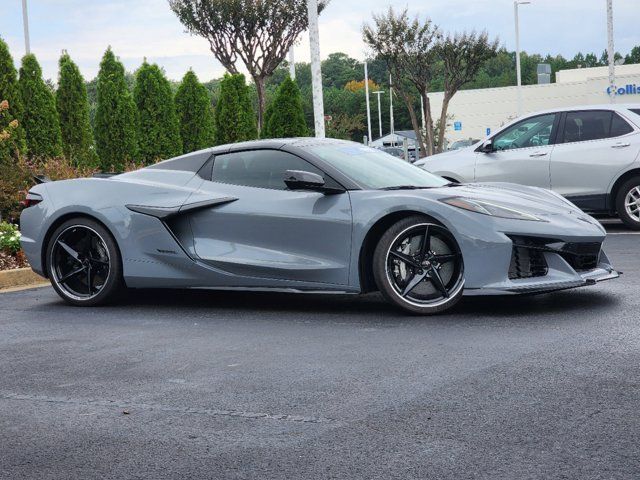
[187,148,353,287]
[474,113,559,188]
[549,109,640,211]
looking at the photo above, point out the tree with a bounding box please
[625,46,640,65]
[363,8,440,156]
[214,73,257,145]
[0,38,26,157]
[326,113,365,140]
[434,31,498,152]
[18,54,63,159]
[263,76,308,138]
[56,52,98,166]
[95,47,138,171]
[322,52,362,89]
[168,0,327,133]
[175,70,215,153]
[344,79,380,93]
[134,61,182,164]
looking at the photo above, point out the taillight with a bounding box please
[21,192,43,208]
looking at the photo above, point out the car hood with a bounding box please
[426,182,590,218]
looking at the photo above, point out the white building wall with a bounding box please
[428,66,640,143]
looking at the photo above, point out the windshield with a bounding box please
[307,144,448,189]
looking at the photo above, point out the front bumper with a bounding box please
[464,248,619,296]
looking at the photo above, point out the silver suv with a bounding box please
[417,104,640,229]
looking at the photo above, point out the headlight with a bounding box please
[440,197,545,221]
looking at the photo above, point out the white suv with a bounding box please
[417,104,640,229]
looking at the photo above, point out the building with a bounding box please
[428,63,640,143]
[369,130,419,149]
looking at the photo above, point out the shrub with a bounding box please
[263,76,308,138]
[214,73,257,145]
[175,70,215,153]
[0,221,21,254]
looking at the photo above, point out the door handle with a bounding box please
[529,152,548,157]
[612,142,631,148]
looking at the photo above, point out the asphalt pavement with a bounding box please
[1,223,639,479]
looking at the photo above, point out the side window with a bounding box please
[562,110,612,143]
[492,113,557,151]
[630,109,640,117]
[610,113,634,137]
[211,150,326,190]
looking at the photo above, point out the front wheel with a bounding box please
[373,217,464,315]
[46,218,123,306]
[616,177,640,230]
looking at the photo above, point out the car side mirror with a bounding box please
[477,140,494,153]
[284,170,343,194]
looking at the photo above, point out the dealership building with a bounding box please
[427,63,640,144]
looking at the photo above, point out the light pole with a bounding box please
[288,46,296,80]
[606,0,616,103]
[514,0,531,117]
[22,0,31,54]
[373,91,384,139]
[364,61,372,144]
[389,74,395,147]
[306,0,325,138]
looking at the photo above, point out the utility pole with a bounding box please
[307,0,325,138]
[364,61,372,145]
[606,0,616,103]
[389,74,395,147]
[288,47,296,80]
[373,91,384,139]
[514,1,531,117]
[22,0,31,54]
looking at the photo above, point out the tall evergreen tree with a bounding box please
[56,52,98,167]
[134,61,182,164]
[18,54,63,159]
[263,76,308,138]
[0,37,26,157]
[95,47,138,171]
[175,70,215,153]
[214,73,257,145]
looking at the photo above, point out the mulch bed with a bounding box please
[0,250,29,271]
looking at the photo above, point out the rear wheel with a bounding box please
[46,218,123,306]
[616,176,640,230]
[373,217,464,314]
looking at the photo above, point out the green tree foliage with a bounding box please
[18,54,63,159]
[134,61,182,163]
[56,52,98,167]
[175,70,215,153]
[263,76,308,138]
[214,73,257,145]
[95,47,138,170]
[0,37,26,157]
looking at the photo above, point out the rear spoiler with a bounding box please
[33,174,51,184]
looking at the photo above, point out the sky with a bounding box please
[0,0,638,83]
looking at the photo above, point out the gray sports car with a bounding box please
[20,138,619,314]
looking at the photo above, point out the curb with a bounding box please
[0,267,48,291]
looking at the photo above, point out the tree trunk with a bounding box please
[254,76,266,136]
[421,90,435,156]
[436,93,451,154]
[398,88,427,160]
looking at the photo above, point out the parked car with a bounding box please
[448,138,480,151]
[20,139,618,314]
[416,104,640,229]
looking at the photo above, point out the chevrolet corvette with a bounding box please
[20,138,619,314]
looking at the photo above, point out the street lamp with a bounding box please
[606,0,616,103]
[306,0,325,138]
[22,0,31,54]
[389,74,395,147]
[514,0,531,117]
[364,61,372,144]
[372,90,384,139]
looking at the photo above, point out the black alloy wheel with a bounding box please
[373,217,464,314]
[47,218,122,306]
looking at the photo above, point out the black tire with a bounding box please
[45,218,123,306]
[372,216,464,315]
[615,176,640,230]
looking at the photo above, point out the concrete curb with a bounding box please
[0,267,48,291]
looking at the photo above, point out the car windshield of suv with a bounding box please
[307,144,448,189]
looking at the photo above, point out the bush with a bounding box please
[0,221,20,254]
[263,76,308,138]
